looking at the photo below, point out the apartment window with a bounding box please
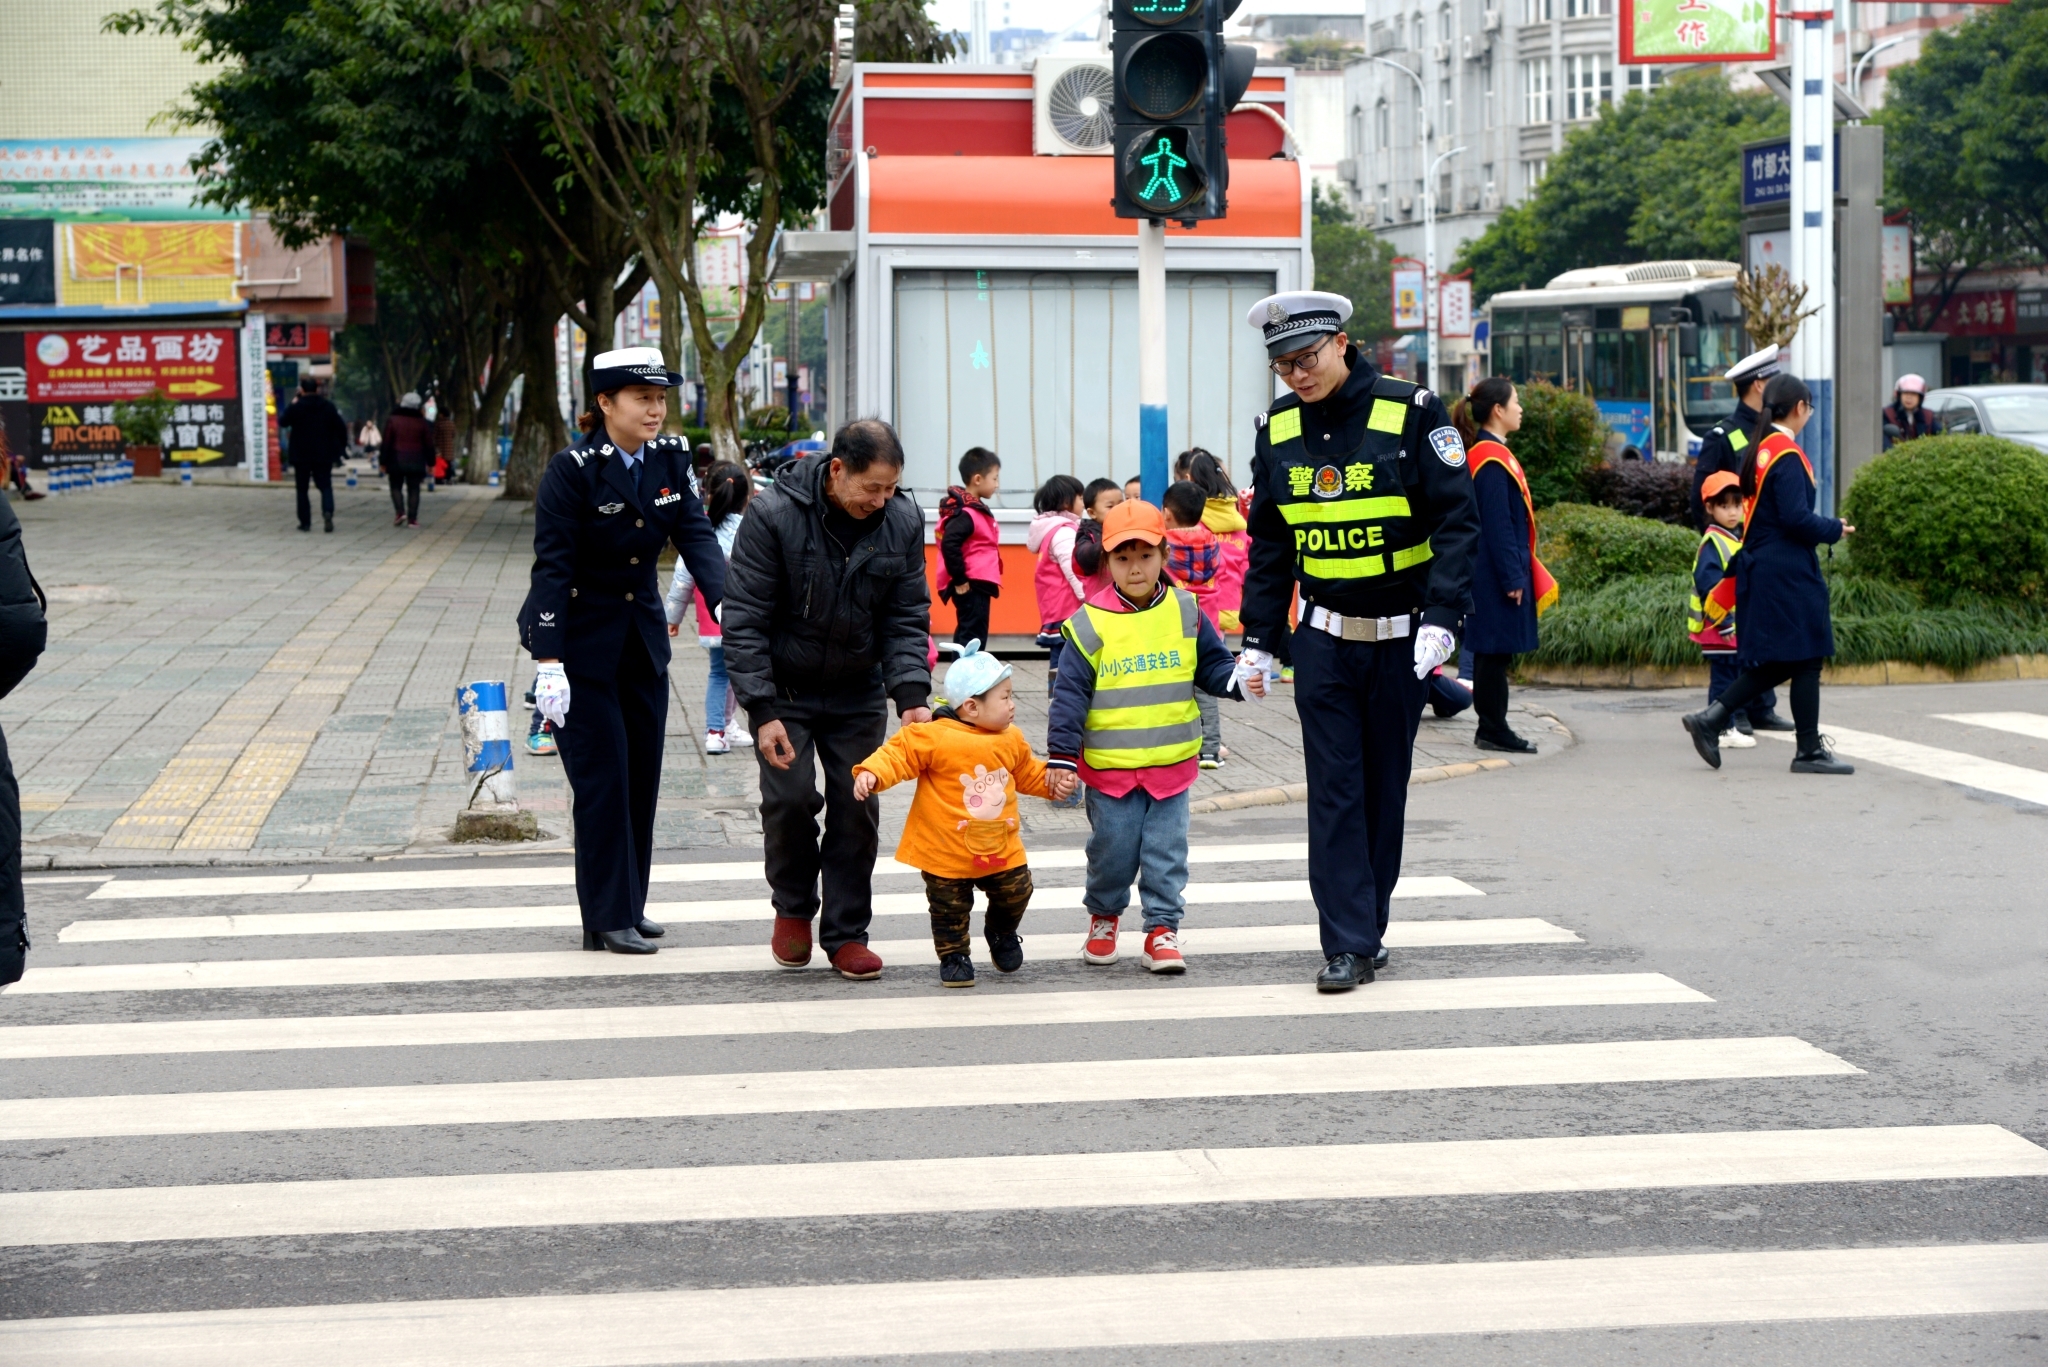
[1564,0,1610,16]
[1376,99,1391,151]
[1524,0,1552,22]
[1523,157,1548,189]
[1483,163,1496,201]
[1413,12,1426,47]
[1522,58,1553,124]
[1440,5,1454,41]
[1565,53,1611,120]
[1624,63,1666,97]
[1483,57,1495,99]
[1441,76,1454,122]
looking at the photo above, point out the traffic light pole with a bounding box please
[1787,6,1836,511]
[1137,217,1169,504]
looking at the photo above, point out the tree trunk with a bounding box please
[505,310,565,500]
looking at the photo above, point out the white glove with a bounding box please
[1412,625,1456,680]
[533,662,571,729]
[1232,648,1273,703]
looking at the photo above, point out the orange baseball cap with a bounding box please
[1701,471,1741,499]
[1100,498,1166,550]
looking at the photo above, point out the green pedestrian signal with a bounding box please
[1139,136,1189,203]
[1110,0,1257,221]
[1119,126,1204,214]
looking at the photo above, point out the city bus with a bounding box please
[1482,260,1748,461]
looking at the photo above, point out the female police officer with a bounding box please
[520,347,728,953]
[1235,291,1480,993]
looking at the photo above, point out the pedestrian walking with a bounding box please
[0,487,47,985]
[1454,378,1555,753]
[1681,373,1855,775]
[1049,499,1260,975]
[1688,343,1791,731]
[357,417,382,471]
[383,393,435,527]
[852,644,1067,988]
[1688,471,1757,750]
[1235,289,1480,993]
[1161,479,1228,768]
[1026,473,1087,696]
[938,447,1003,651]
[721,419,933,981]
[1883,374,1942,448]
[518,346,729,954]
[279,377,349,533]
[665,460,753,755]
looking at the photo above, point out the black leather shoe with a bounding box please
[636,918,665,938]
[987,933,1024,973]
[323,516,334,533]
[1474,728,1537,753]
[1371,948,1389,971]
[1790,740,1855,775]
[583,927,658,954]
[1749,709,1798,732]
[1681,704,1730,769]
[1317,953,1374,992]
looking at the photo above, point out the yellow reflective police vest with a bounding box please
[1061,587,1203,769]
[1262,379,1436,593]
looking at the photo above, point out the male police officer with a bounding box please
[1688,342,1792,733]
[1236,291,1480,992]
[521,346,728,954]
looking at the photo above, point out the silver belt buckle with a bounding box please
[1340,614,1373,642]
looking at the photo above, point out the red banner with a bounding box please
[1926,290,2018,337]
[26,327,240,403]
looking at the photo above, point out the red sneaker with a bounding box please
[771,916,813,969]
[1141,926,1185,974]
[1082,915,1120,965]
[830,942,884,980]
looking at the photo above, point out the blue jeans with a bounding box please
[1083,784,1191,930]
[705,644,729,732]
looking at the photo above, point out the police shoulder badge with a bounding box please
[1428,426,1466,467]
[1313,464,1344,498]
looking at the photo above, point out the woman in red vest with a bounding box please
[1681,373,1855,774]
[1452,378,1557,752]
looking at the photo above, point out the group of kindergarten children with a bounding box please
[860,447,1262,988]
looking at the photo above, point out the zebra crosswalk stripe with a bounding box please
[6,1125,2040,1247]
[0,1037,1856,1141]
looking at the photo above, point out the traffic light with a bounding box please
[1110,0,1258,222]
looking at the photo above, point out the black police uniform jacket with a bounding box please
[1239,349,1479,661]
[1688,401,1760,530]
[518,433,727,679]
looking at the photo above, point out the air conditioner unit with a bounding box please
[1483,8,1503,31]
[1432,40,1451,63]
[1362,202,1382,225]
[1463,33,1490,59]
[1398,194,1415,214]
[1033,57,1115,156]
[1482,189,1502,211]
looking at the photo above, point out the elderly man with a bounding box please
[721,419,933,981]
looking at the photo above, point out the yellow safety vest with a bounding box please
[1061,587,1203,769]
[1261,381,1435,592]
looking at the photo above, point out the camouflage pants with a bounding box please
[921,864,1034,958]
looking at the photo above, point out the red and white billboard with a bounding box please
[26,327,240,403]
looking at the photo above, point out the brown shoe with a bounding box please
[770,916,813,969]
[829,942,883,980]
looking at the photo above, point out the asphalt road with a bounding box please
[1,679,2044,1364]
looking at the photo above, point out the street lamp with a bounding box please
[1424,145,1466,397]
[1851,34,1909,112]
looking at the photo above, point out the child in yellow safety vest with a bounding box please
[1045,499,1264,975]
[1689,471,1756,749]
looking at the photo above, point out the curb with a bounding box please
[1519,652,2048,691]
[1187,757,1520,815]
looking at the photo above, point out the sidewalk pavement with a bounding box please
[2,481,1566,867]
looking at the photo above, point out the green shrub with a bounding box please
[1506,380,1607,506]
[1840,435,2048,604]
[1529,572,1701,669]
[1535,503,1699,593]
[111,389,177,446]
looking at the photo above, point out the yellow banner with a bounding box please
[68,223,236,280]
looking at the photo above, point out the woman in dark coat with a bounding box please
[1682,373,1855,774]
[1454,377,1541,752]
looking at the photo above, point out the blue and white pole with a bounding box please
[1137,217,1169,505]
[456,680,518,809]
[1788,3,1836,511]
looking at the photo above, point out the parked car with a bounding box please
[1923,385,2048,453]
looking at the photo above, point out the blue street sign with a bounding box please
[1741,136,1840,211]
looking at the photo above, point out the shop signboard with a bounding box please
[1439,277,1472,338]
[1391,258,1424,332]
[0,137,226,221]
[1881,224,1913,305]
[2,326,246,468]
[0,220,56,304]
[1925,290,2016,337]
[1620,0,1774,64]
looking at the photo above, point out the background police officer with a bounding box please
[1688,342,1792,733]
[520,347,728,954]
[1236,292,1480,993]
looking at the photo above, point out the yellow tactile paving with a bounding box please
[100,497,492,852]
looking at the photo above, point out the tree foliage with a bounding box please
[1878,0,2048,329]
[1457,73,1785,302]
[1841,434,2048,604]
[1310,185,1397,345]
[1507,380,1608,507]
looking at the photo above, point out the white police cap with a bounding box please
[590,345,685,394]
[1246,290,1354,359]
[1725,342,1782,387]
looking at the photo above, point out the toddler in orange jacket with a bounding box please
[854,642,1077,987]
